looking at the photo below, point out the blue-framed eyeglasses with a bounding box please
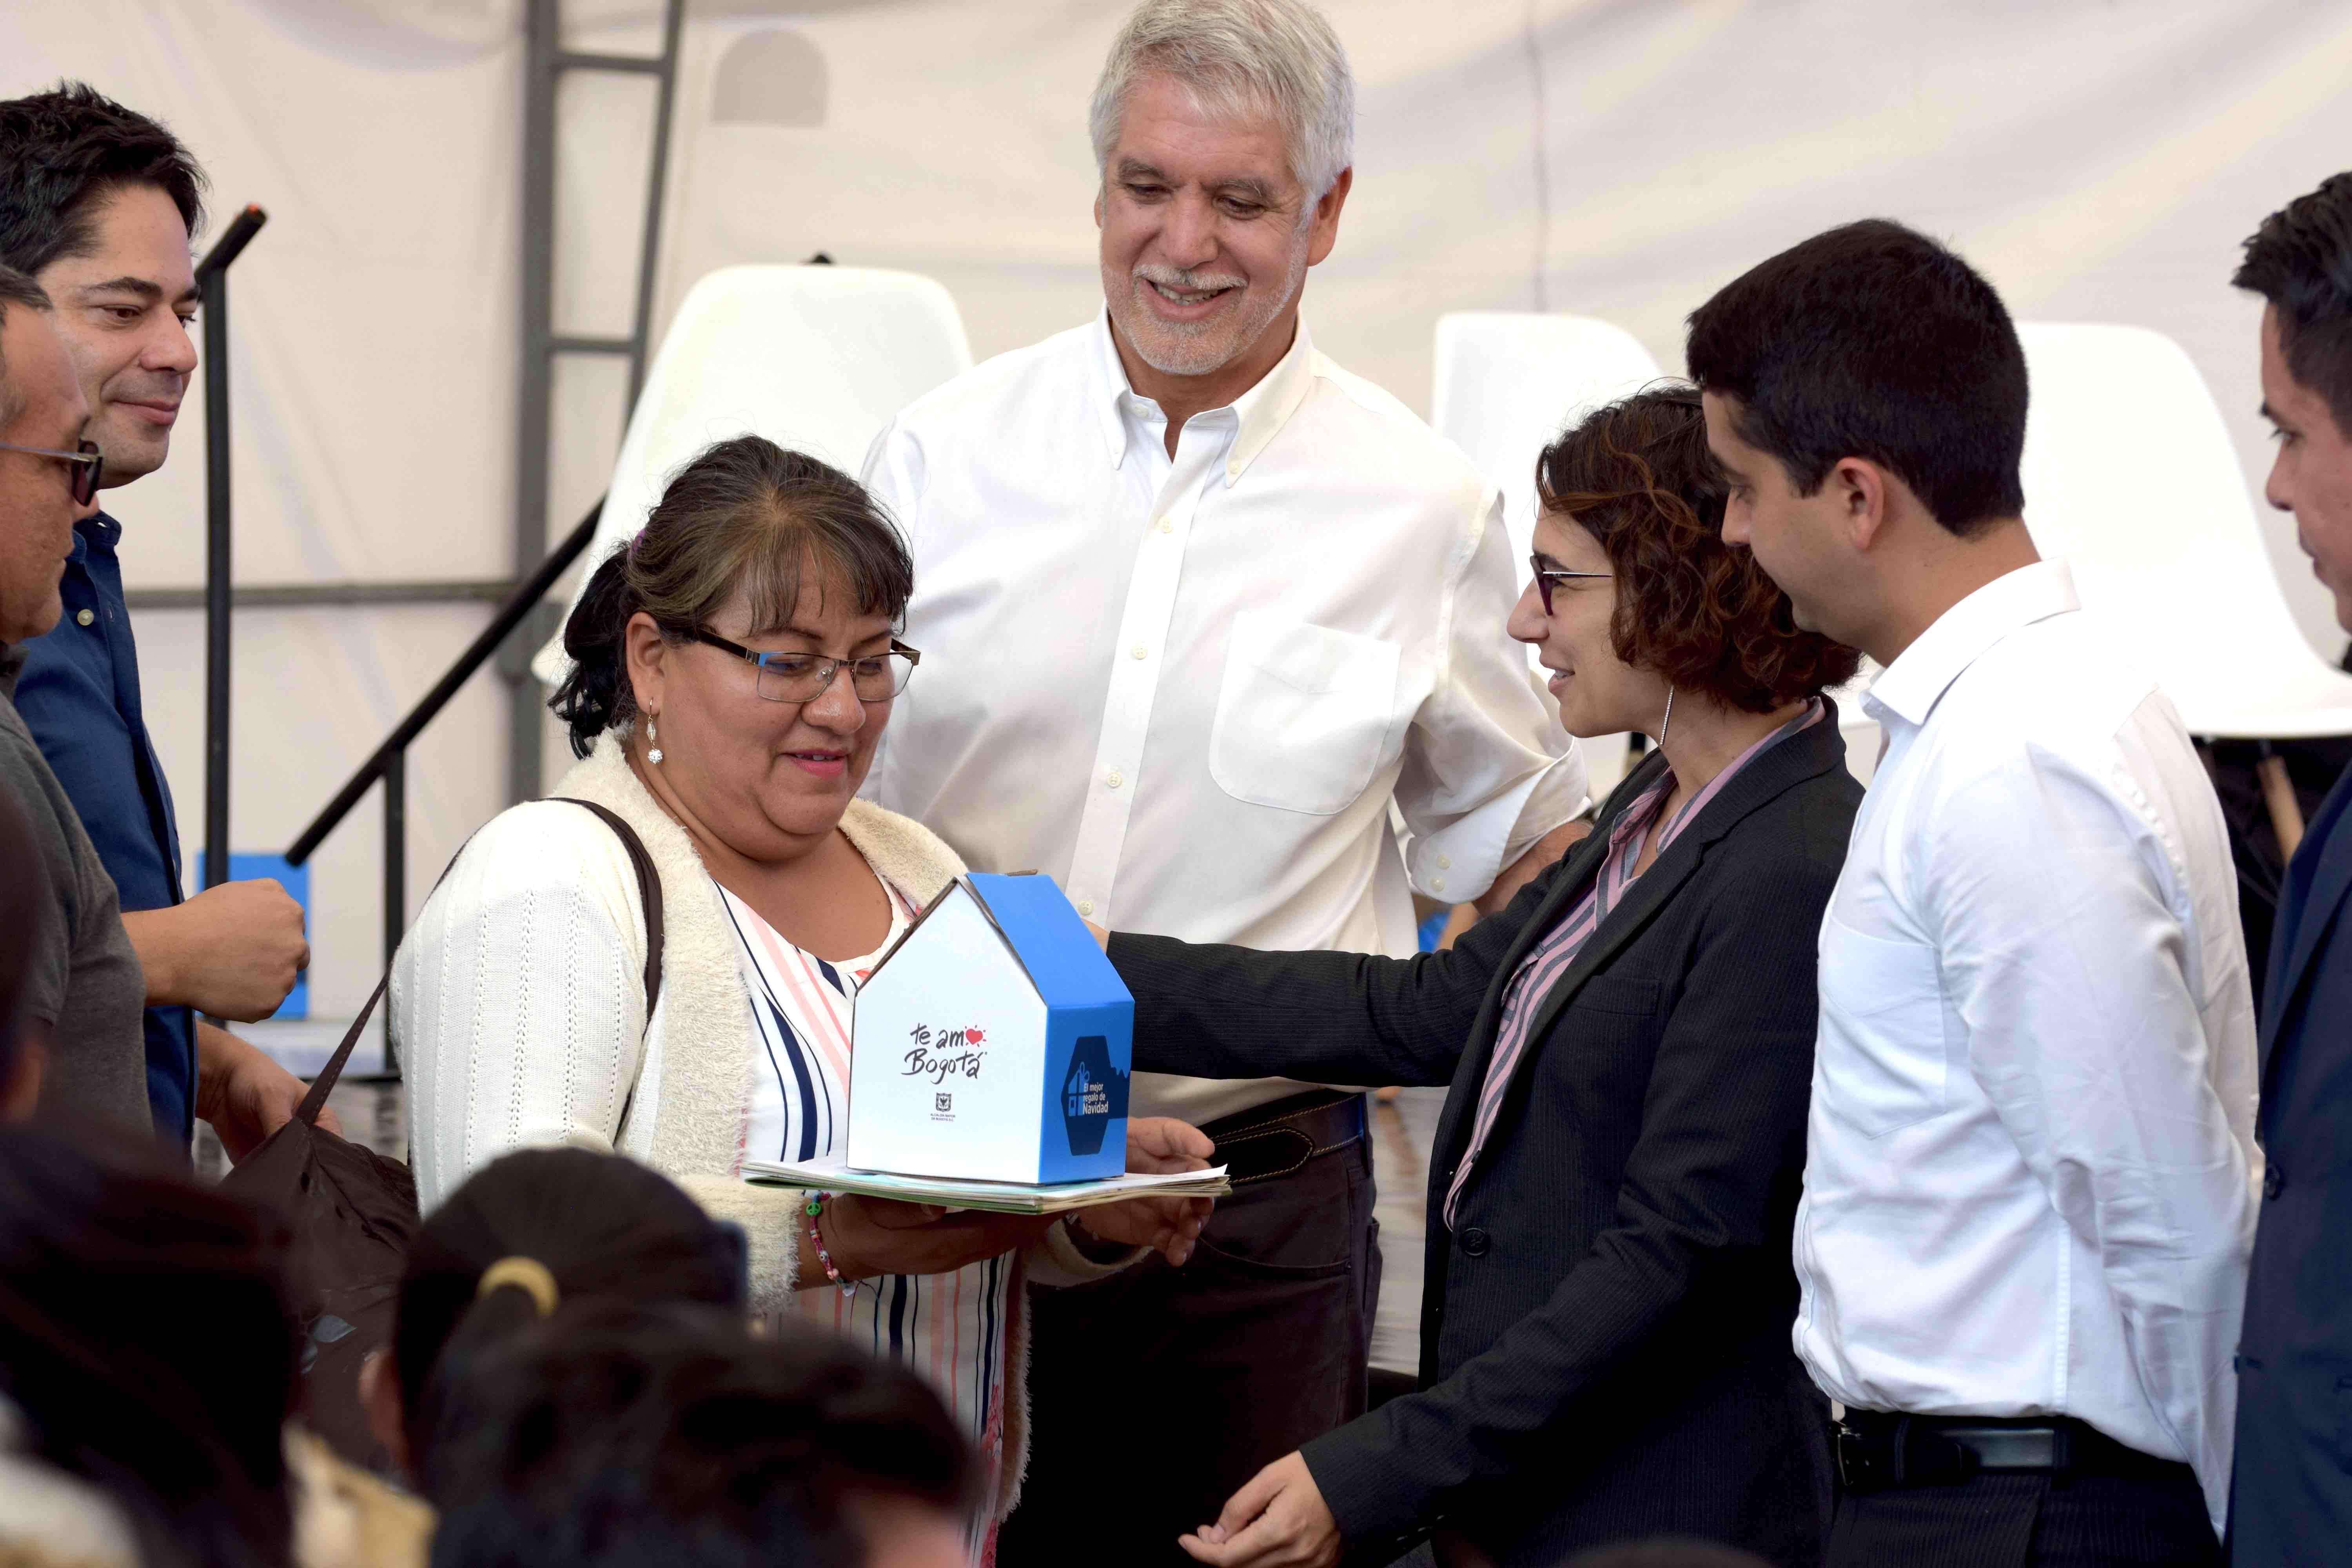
[686,627,921,704]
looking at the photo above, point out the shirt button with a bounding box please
[1432,877,1446,893]
[1157,519,1173,534]
[2263,1164,2284,1200]
[1106,770,1123,789]
[1077,899,1095,917]
[1459,1227,1491,1258]
[1438,855,1451,870]
[1131,645,1148,660]
[75,608,94,626]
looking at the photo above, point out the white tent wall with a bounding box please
[5,0,2349,1025]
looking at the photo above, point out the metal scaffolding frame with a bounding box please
[507,0,685,804]
[196,204,267,900]
[242,0,682,1076]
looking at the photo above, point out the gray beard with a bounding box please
[1116,241,1310,379]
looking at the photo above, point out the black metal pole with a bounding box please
[379,746,408,1078]
[196,205,267,894]
[383,747,406,973]
[626,0,684,409]
[285,500,602,868]
[511,0,561,808]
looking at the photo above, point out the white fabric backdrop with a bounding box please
[6,0,2349,1019]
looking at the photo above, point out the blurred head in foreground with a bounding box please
[423,1305,973,1568]
[2238,172,2352,633]
[0,1124,298,1568]
[367,1147,747,1479]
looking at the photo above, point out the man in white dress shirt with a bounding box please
[1692,219,2258,1568]
[861,2,1586,1559]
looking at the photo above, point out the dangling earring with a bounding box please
[1659,685,1675,747]
[647,717,664,765]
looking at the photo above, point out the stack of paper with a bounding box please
[742,1152,1229,1215]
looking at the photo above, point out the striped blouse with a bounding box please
[715,869,1012,1563]
[1443,700,1826,1226]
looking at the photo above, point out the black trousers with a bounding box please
[999,1127,1378,1567]
[1826,1459,2220,1568]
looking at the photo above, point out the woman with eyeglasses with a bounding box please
[394,435,1210,1559]
[1099,387,1865,1568]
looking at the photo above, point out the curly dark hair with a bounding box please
[1536,384,1860,713]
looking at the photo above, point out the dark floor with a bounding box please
[210,1078,1441,1375]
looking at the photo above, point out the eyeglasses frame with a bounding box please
[684,626,922,703]
[1530,554,1613,616]
[0,439,103,507]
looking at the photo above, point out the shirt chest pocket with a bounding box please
[1209,612,1401,816]
[1816,917,1950,1138]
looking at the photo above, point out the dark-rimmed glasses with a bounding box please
[686,627,921,703]
[1530,554,1612,616]
[0,439,102,506]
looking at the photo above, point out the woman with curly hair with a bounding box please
[1096,385,1865,1568]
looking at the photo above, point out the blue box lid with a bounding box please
[961,872,1131,1011]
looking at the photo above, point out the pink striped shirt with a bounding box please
[715,873,1011,1567]
[1443,700,1825,1227]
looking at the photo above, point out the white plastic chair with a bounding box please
[1430,312,1670,800]
[533,264,974,684]
[2015,321,2352,739]
[1432,312,1668,568]
[1827,323,2352,803]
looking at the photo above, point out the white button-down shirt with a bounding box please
[862,316,1585,1125]
[1793,560,2259,1530]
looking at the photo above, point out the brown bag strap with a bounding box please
[292,976,386,1125]
[290,797,669,1127]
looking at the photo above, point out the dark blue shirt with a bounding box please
[14,511,193,1143]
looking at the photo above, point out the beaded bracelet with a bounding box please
[804,1191,858,1298]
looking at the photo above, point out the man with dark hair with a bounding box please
[0,264,148,1133]
[1690,219,2258,1567]
[2226,172,2352,1568]
[0,83,319,1158]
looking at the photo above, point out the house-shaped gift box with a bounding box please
[848,872,1133,1184]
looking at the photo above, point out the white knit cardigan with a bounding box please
[392,730,1120,1516]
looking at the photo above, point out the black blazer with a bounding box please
[1110,705,1861,1568]
[2231,761,2352,1567]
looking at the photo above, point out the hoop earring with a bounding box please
[1659,685,1675,747]
[647,717,664,765]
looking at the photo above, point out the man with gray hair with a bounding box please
[0,264,148,1133]
[862,2,1587,1560]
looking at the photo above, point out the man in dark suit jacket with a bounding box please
[2228,175,2352,1566]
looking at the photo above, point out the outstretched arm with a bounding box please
[1107,853,1580,1089]
[1192,854,1833,1562]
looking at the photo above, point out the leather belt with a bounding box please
[1199,1089,1368,1187]
[1833,1412,2173,1493]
